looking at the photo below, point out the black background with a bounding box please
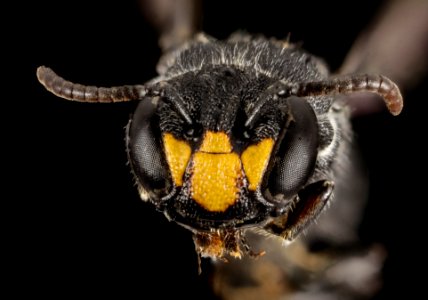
[13,0,426,298]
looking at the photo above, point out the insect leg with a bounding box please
[264,180,334,241]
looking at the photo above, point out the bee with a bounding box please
[36,33,402,264]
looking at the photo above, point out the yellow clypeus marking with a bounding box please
[162,133,192,186]
[199,131,232,153]
[241,138,275,191]
[191,152,242,212]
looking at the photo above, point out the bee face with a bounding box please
[126,64,321,232]
[37,33,402,261]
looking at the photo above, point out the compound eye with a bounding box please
[268,96,319,199]
[127,98,171,199]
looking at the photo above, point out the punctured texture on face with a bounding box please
[191,131,241,212]
[241,138,275,191]
[191,152,242,212]
[162,129,277,213]
[162,133,192,186]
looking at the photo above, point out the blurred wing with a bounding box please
[340,0,428,116]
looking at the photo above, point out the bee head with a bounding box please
[126,65,319,230]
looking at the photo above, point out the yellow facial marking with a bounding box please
[191,152,242,212]
[162,133,192,186]
[241,138,275,191]
[199,131,232,153]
